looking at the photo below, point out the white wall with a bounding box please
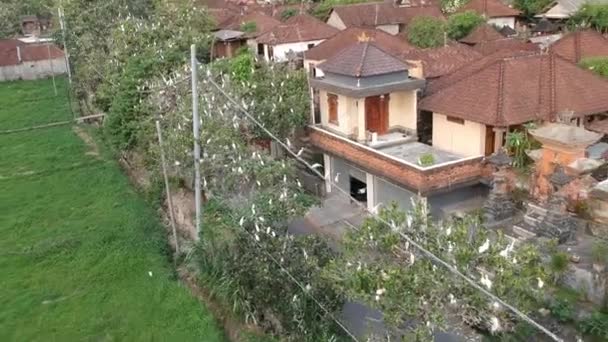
[319,90,358,136]
[264,39,325,62]
[376,24,399,35]
[304,59,325,78]
[0,58,67,81]
[327,12,347,30]
[488,17,516,29]
[388,91,417,131]
[432,113,486,157]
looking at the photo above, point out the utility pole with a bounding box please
[58,4,72,84]
[47,43,58,96]
[155,119,180,255]
[191,44,201,240]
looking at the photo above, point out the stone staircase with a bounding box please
[507,202,546,244]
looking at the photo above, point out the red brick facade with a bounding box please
[309,128,485,195]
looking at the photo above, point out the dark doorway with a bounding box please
[257,43,264,56]
[418,110,433,145]
[485,125,495,156]
[365,95,389,135]
[350,176,367,203]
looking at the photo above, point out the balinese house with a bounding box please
[222,11,282,57]
[457,0,521,29]
[549,30,608,64]
[212,30,247,59]
[536,0,608,21]
[459,24,505,45]
[308,39,490,217]
[303,28,414,78]
[419,52,608,159]
[256,14,339,63]
[20,15,52,37]
[326,1,444,35]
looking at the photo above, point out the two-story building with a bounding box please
[308,39,490,217]
[457,0,521,29]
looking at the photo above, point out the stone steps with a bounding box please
[512,224,538,240]
[526,202,548,216]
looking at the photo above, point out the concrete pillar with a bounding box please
[356,98,366,142]
[493,127,506,152]
[323,154,332,194]
[366,172,375,212]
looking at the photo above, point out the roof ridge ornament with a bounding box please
[357,31,371,42]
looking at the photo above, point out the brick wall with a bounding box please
[309,128,485,195]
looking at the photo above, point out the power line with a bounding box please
[202,75,564,342]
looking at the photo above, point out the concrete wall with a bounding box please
[304,58,325,78]
[432,113,486,157]
[264,39,325,62]
[488,17,516,29]
[319,89,418,137]
[374,176,415,212]
[327,12,347,30]
[376,24,399,35]
[0,58,67,81]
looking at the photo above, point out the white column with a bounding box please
[366,172,375,212]
[323,154,332,194]
[356,98,366,141]
[493,127,506,152]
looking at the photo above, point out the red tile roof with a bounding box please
[402,42,483,78]
[420,53,608,126]
[330,2,444,28]
[459,24,504,44]
[0,40,64,67]
[472,37,539,55]
[256,13,338,45]
[550,30,608,63]
[223,11,282,37]
[317,41,410,77]
[458,0,521,18]
[304,27,414,61]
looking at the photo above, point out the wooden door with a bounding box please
[365,95,389,135]
[485,125,495,156]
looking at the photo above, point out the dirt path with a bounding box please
[73,126,100,158]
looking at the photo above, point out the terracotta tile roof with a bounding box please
[330,2,444,28]
[427,49,535,93]
[458,0,521,18]
[498,25,517,36]
[402,42,483,78]
[550,30,608,63]
[304,27,414,61]
[420,53,608,126]
[256,13,338,45]
[209,8,238,27]
[459,24,504,44]
[472,37,539,55]
[317,41,409,77]
[0,40,64,67]
[223,11,282,37]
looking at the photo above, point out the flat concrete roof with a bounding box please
[377,141,464,166]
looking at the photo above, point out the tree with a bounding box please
[311,0,373,21]
[513,0,553,19]
[580,57,608,78]
[0,0,54,38]
[446,11,485,40]
[569,4,608,33]
[407,16,446,49]
[280,8,298,21]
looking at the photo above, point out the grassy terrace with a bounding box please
[0,79,225,341]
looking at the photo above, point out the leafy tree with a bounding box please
[569,4,608,33]
[240,21,257,33]
[580,57,608,78]
[280,8,298,21]
[513,0,553,19]
[407,16,446,49]
[446,11,485,40]
[440,0,469,13]
[0,0,54,38]
[311,0,373,21]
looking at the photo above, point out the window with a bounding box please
[257,43,264,55]
[328,94,338,124]
[307,43,315,49]
[446,116,465,125]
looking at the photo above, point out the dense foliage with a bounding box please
[0,0,54,38]
[407,16,447,48]
[446,11,485,40]
[580,57,608,78]
[311,0,374,21]
[569,4,608,33]
[512,0,553,19]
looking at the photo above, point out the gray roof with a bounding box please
[539,0,608,18]
[317,42,409,77]
[213,29,245,41]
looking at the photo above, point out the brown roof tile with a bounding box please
[420,53,608,126]
[458,0,521,17]
[256,13,338,45]
[472,37,538,55]
[317,41,409,77]
[0,41,64,67]
[331,2,444,28]
[304,27,414,61]
[223,11,282,37]
[459,24,504,44]
[550,30,608,63]
[402,42,483,78]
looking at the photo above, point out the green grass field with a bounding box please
[0,79,226,341]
